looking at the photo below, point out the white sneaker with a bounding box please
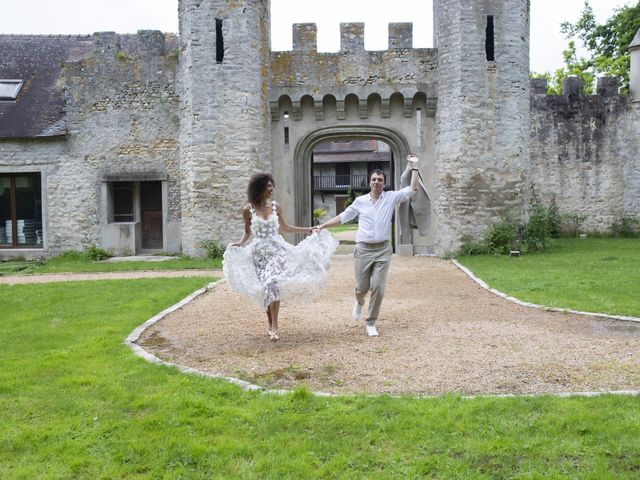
[366,325,379,337]
[352,301,362,320]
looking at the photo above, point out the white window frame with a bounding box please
[0,79,24,101]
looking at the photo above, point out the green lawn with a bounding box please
[0,255,220,276]
[328,223,358,233]
[1,277,639,478]
[456,237,640,317]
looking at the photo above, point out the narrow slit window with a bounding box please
[284,127,290,145]
[485,16,495,61]
[215,19,224,64]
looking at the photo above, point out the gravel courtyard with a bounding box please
[138,255,640,396]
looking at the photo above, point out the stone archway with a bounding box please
[293,124,413,249]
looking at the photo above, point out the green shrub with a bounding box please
[547,195,562,238]
[487,215,519,255]
[313,208,327,225]
[344,188,362,209]
[59,250,84,260]
[201,239,226,259]
[610,215,638,238]
[84,246,112,261]
[560,212,587,237]
[458,239,489,256]
[522,203,551,252]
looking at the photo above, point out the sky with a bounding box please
[0,0,634,73]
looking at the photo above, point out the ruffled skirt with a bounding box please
[223,230,338,310]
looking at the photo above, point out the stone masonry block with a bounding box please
[137,30,165,56]
[596,76,619,96]
[389,23,413,49]
[92,32,120,56]
[293,23,317,52]
[340,23,364,52]
[530,77,547,95]
[562,76,584,96]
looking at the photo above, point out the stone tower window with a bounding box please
[485,16,495,61]
[283,112,290,145]
[215,19,224,64]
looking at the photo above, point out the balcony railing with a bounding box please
[314,174,388,191]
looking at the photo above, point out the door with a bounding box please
[140,181,163,249]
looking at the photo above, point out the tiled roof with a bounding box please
[0,35,93,138]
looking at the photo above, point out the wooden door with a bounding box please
[140,181,163,249]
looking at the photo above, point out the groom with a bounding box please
[317,155,420,336]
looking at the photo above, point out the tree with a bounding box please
[532,1,640,94]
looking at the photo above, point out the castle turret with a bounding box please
[178,0,271,255]
[629,28,640,101]
[433,0,531,251]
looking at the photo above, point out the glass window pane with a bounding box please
[1,173,42,247]
[113,182,134,222]
[0,176,10,246]
[14,174,42,246]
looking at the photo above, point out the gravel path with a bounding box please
[136,255,640,396]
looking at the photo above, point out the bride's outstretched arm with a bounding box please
[275,203,313,235]
[230,205,252,246]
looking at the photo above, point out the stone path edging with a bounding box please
[451,259,640,324]
[125,273,640,399]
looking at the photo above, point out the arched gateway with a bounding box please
[285,123,428,253]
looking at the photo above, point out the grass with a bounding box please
[0,254,220,276]
[456,237,640,317]
[327,223,358,233]
[1,277,640,478]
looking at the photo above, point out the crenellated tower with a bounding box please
[178,0,271,255]
[433,0,531,252]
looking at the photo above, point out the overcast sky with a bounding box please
[0,0,634,73]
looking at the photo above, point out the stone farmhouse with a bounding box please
[1,0,639,258]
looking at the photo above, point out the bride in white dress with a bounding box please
[223,173,338,340]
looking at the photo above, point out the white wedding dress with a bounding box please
[223,201,338,310]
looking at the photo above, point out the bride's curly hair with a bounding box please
[247,173,275,205]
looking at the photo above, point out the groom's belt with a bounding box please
[356,240,389,248]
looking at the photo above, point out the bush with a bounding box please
[487,215,519,255]
[560,213,587,237]
[610,216,638,238]
[58,250,84,260]
[459,239,489,256]
[313,208,327,225]
[344,188,362,209]
[522,203,552,252]
[84,246,111,261]
[201,239,226,259]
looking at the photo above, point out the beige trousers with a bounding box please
[354,241,392,326]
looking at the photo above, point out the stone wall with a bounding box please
[530,77,640,230]
[1,32,180,255]
[62,32,180,253]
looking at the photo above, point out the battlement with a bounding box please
[91,30,178,59]
[530,76,623,97]
[287,22,416,53]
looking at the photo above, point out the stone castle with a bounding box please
[1,0,638,258]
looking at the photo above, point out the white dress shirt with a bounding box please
[338,187,416,243]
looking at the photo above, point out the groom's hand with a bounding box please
[407,154,419,165]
